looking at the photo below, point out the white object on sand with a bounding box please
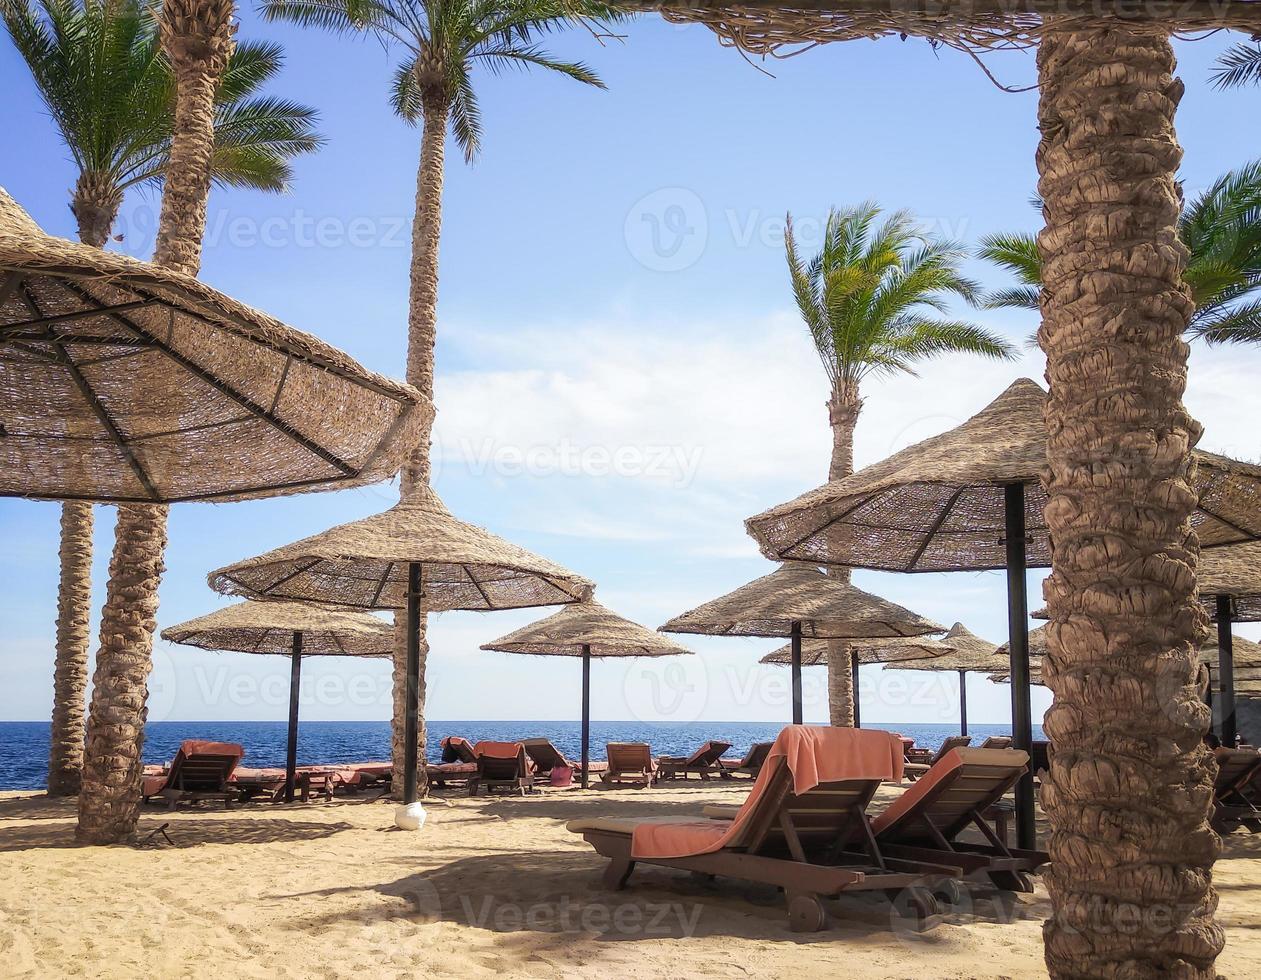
[394,802,427,831]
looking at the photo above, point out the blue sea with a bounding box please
[0,720,1046,791]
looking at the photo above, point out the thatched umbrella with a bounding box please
[659,563,943,724]
[208,484,593,806]
[0,186,431,842]
[880,623,1004,736]
[480,599,693,788]
[759,634,952,727]
[161,601,392,801]
[747,378,1261,850]
[0,188,429,502]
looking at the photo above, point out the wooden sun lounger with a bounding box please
[333,762,393,794]
[903,735,972,781]
[426,762,477,789]
[440,736,478,764]
[870,747,1049,893]
[600,742,656,788]
[469,742,534,797]
[978,736,1012,750]
[1211,747,1261,834]
[569,758,954,932]
[230,767,288,802]
[295,767,338,802]
[141,740,243,810]
[656,741,732,781]
[719,742,773,779]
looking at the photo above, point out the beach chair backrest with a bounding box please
[607,742,651,773]
[874,747,1028,842]
[932,735,972,764]
[742,742,773,770]
[1214,748,1261,796]
[475,742,528,780]
[441,736,477,764]
[169,740,243,791]
[725,758,879,858]
[521,738,567,771]
[979,736,1012,750]
[686,740,731,767]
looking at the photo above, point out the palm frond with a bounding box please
[1212,42,1261,90]
[1191,299,1261,345]
[980,286,1041,311]
[785,201,1014,392]
[976,232,1041,285]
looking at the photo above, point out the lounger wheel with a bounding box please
[931,879,965,908]
[785,892,828,933]
[891,887,941,932]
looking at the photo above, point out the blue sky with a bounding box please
[2,13,1259,728]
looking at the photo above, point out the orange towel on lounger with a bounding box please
[630,726,903,860]
[473,741,523,760]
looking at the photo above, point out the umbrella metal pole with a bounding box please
[850,650,860,728]
[958,669,968,737]
[403,561,422,805]
[1004,482,1036,850]
[1218,595,1237,747]
[285,631,303,803]
[581,643,591,790]
[790,621,803,725]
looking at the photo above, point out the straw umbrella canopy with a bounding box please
[659,563,944,725]
[208,485,594,803]
[759,634,952,728]
[879,623,1004,736]
[746,377,1261,850]
[480,599,694,787]
[161,601,392,801]
[0,188,430,503]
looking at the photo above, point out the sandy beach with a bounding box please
[0,783,1256,979]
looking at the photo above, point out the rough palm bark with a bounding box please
[70,172,122,249]
[1036,24,1223,978]
[77,0,235,844]
[825,383,860,727]
[390,92,449,798]
[46,176,124,797]
[47,501,93,796]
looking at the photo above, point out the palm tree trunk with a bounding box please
[152,0,236,278]
[47,501,93,796]
[77,0,234,844]
[825,382,861,727]
[1036,24,1222,977]
[70,172,122,250]
[47,178,125,797]
[391,94,449,798]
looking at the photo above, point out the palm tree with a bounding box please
[979,162,1261,344]
[1036,25,1222,977]
[78,0,236,844]
[4,0,321,801]
[262,0,614,795]
[70,0,315,843]
[785,203,1014,727]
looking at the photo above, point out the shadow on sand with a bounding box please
[0,793,358,851]
[280,845,1047,947]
